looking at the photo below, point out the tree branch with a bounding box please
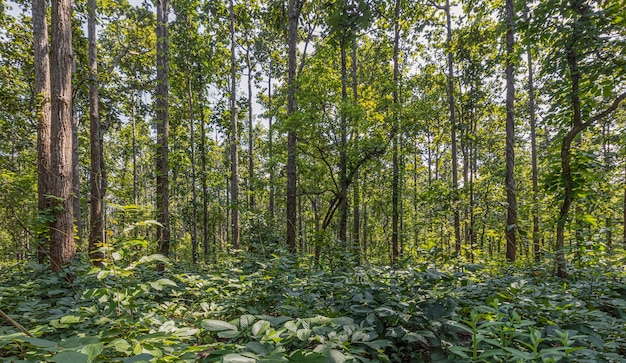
[0,309,34,338]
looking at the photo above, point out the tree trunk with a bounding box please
[445,0,461,256]
[505,0,517,262]
[339,42,349,245]
[229,0,240,250]
[49,0,75,272]
[33,0,51,265]
[131,91,138,204]
[88,0,105,266]
[187,60,198,264]
[198,72,209,262]
[155,0,171,262]
[268,70,275,221]
[391,0,401,263]
[286,0,303,253]
[351,38,360,262]
[246,38,255,210]
[525,5,540,262]
[72,106,81,246]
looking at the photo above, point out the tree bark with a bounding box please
[445,0,461,256]
[88,0,105,266]
[505,0,517,262]
[268,69,275,221]
[524,6,540,262]
[351,38,360,262]
[33,0,51,265]
[187,61,198,264]
[198,72,209,262]
[246,37,255,210]
[155,0,171,262]
[49,0,75,271]
[339,41,349,245]
[391,0,401,263]
[286,0,304,253]
[229,0,240,250]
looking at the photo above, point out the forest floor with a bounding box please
[1,246,626,362]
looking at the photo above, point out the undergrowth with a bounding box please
[1,241,626,362]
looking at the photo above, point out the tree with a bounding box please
[286,0,306,253]
[504,0,516,262]
[88,0,105,266]
[391,0,401,262]
[530,0,626,277]
[49,0,75,271]
[523,4,540,262]
[155,0,171,262]
[33,0,51,265]
[229,0,240,250]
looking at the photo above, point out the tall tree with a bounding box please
[33,0,51,265]
[49,0,75,271]
[286,0,305,253]
[540,0,626,277]
[229,0,240,250]
[391,0,401,262]
[445,0,461,255]
[155,0,171,261]
[524,4,540,262]
[88,0,105,266]
[504,0,516,262]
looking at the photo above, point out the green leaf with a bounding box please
[122,353,154,363]
[296,329,312,341]
[329,349,347,363]
[202,319,238,332]
[284,320,298,333]
[60,315,82,324]
[22,337,57,348]
[156,278,177,287]
[246,341,268,355]
[80,343,104,362]
[222,353,257,363]
[108,338,131,354]
[448,346,471,358]
[252,320,271,337]
[49,351,89,363]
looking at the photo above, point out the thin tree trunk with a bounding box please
[246,38,255,210]
[351,40,360,260]
[445,0,461,255]
[286,0,303,253]
[622,162,626,247]
[72,106,81,246]
[603,123,612,249]
[505,0,517,262]
[199,72,209,262]
[525,5,540,262]
[88,0,105,266]
[391,0,401,263]
[49,0,75,271]
[187,60,198,264]
[339,41,349,245]
[268,70,275,221]
[155,0,171,262]
[131,91,137,204]
[229,0,240,250]
[34,0,51,265]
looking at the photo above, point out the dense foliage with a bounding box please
[2,236,626,362]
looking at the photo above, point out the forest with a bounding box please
[1,0,626,361]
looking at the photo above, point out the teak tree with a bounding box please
[155,0,171,262]
[49,0,75,272]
